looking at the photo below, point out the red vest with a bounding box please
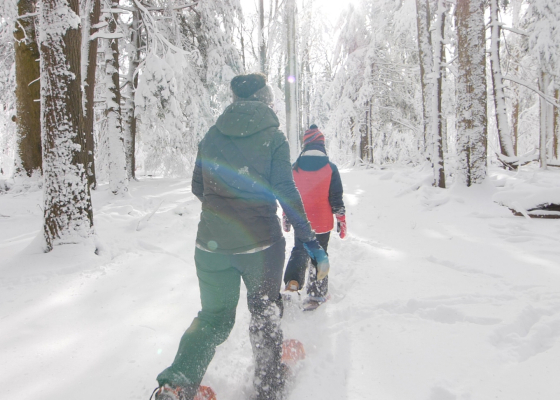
[293,164,334,234]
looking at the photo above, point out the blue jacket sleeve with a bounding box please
[328,162,345,216]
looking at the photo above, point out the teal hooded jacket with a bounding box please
[192,100,315,254]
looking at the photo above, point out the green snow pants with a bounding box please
[157,238,286,400]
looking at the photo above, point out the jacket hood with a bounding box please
[295,151,329,171]
[215,101,280,137]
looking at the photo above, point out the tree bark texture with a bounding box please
[489,0,515,158]
[123,6,141,181]
[360,99,373,164]
[415,0,433,155]
[510,0,522,156]
[456,0,487,186]
[103,0,128,194]
[40,0,94,251]
[430,0,446,188]
[83,0,100,188]
[14,0,41,176]
[554,87,559,160]
[538,71,549,169]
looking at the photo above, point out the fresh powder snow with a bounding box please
[1,164,559,399]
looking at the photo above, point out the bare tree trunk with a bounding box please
[554,86,559,160]
[103,0,128,194]
[456,0,487,186]
[194,11,208,87]
[510,0,522,156]
[489,0,515,158]
[285,0,300,160]
[83,0,100,189]
[258,0,267,75]
[415,0,433,156]
[431,0,446,188]
[40,0,94,251]
[512,88,520,155]
[123,6,140,181]
[538,71,549,169]
[14,0,41,176]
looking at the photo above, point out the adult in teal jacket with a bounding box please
[153,73,329,400]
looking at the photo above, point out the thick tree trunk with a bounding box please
[103,0,128,194]
[285,0,299,160]
[83,0,100,189]
[489,0,515,158]
[14,0,41,176]
[123,6,140,181]
[430,0,446,188]
[40,0,94,251]
[554,87,559,160]
[415,0,433,155]
[456,0,487,186]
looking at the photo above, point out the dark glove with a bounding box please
[336,215,347,239]
[282,213,291,232]
[303,239,330,280]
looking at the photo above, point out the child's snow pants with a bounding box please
[284,232,330,297]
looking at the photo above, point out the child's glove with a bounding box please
[336,215,347,239]
[282,213,291,232]
[303,239,330,280]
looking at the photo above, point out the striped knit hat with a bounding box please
[303,125,325,146]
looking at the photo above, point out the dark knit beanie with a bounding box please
[231,73,267,99]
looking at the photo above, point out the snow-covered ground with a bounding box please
[1,165,560,400]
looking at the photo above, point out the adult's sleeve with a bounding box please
[270,133,315,243]
[329,162,345,216]
[191,144,204,202]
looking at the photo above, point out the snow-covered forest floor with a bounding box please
[1,165,560,400]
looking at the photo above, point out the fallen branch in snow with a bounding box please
[495,150,539,170]
[509,205,560,219]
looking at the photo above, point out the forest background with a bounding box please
[0,0,559,249]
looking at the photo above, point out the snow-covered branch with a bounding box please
[503,75,560,108]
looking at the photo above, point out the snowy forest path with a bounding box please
[1,168,560,400]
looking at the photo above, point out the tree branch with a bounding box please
[503,75,560,108]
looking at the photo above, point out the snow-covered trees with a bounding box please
[100,0,128,194]
[327,0,420,166]
[40,0,94,250]
[456,0,487,186]
[527,0,560,167]
[489,0,514,159]
[3,0,560,210]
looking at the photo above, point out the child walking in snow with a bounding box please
[283,125,346,309]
